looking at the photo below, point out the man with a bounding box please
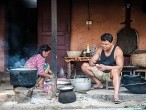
[81,33,124,104]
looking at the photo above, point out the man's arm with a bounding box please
[97,47,124,71]
[89,48,102,66]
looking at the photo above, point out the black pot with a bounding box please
[124,82,146,94]
[58,85,76,104]
[10,68,37,87]
[121,75,145,85]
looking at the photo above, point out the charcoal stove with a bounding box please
[9,68,37,103]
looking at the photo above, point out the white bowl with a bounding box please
[67,51,82,57]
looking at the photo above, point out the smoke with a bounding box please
[8,53,26,68]
[8,44,37,69]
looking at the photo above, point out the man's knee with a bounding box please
[110,69,121,78]
[81,62,89,70]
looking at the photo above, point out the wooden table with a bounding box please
[64,57,91,78]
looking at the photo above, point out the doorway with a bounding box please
[5,0,37,68]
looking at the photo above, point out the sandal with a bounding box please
[114,98,122,104]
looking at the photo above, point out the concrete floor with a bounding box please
[0,73,145,110]
[0,81,146,110]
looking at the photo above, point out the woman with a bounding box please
[25,44,53,88]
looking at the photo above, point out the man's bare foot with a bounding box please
[92,84,103,89]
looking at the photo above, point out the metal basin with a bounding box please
[121,75,145,85]
[9,68,37,87]
[71,78,91,91]
[124,82,146,94]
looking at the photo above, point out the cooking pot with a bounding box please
[9,68,37,87]
[121,75,146,85]
[71,78,91,91]
[58,85,76,104]
[124,82,146,94]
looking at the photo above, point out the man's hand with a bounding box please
[96,64,107,71]
[89,60,96,66]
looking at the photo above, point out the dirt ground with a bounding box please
[0,74,146,110]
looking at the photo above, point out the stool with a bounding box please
[105,80,112,90]
[133,69,146,80]
[105,72,122,90]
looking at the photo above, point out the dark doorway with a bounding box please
[5,0,37,68]
[38,0,71,72]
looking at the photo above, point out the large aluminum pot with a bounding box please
[71,78,91,91]
[9,68,37,87]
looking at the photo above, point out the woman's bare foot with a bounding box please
[48,74,53,79]
[38,82,44,88]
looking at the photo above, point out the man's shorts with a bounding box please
[91,66,112,82]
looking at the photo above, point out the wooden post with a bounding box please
[51,0,57,97]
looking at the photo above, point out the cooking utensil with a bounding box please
[122,75,145,85]
[58,85,76,104]
[57,80,71,85]
[57,80,71,89]
[58,85,74,91]
[66,51,82,57]
[71,78,91,91]
[9,68,37,87]
[124,82,146,94]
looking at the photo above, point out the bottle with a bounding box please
[86,44,90,53]
[86,44,90,57]
[43,81,50,93]
[58,67,65,78]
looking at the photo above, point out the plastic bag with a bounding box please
[58,67,65,78]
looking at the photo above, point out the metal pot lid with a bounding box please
[10,68,37,71]
[124,82,146,86]
[58,85,74,91]
[57,80,71,85]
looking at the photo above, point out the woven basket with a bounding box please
[131,53,146,68]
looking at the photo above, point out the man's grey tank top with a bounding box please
[96,45,116,66]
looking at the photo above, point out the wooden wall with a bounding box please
[70,0,146,51]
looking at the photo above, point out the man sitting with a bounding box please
[81,33,124,104]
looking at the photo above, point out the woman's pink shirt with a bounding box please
[25,54,45,76]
